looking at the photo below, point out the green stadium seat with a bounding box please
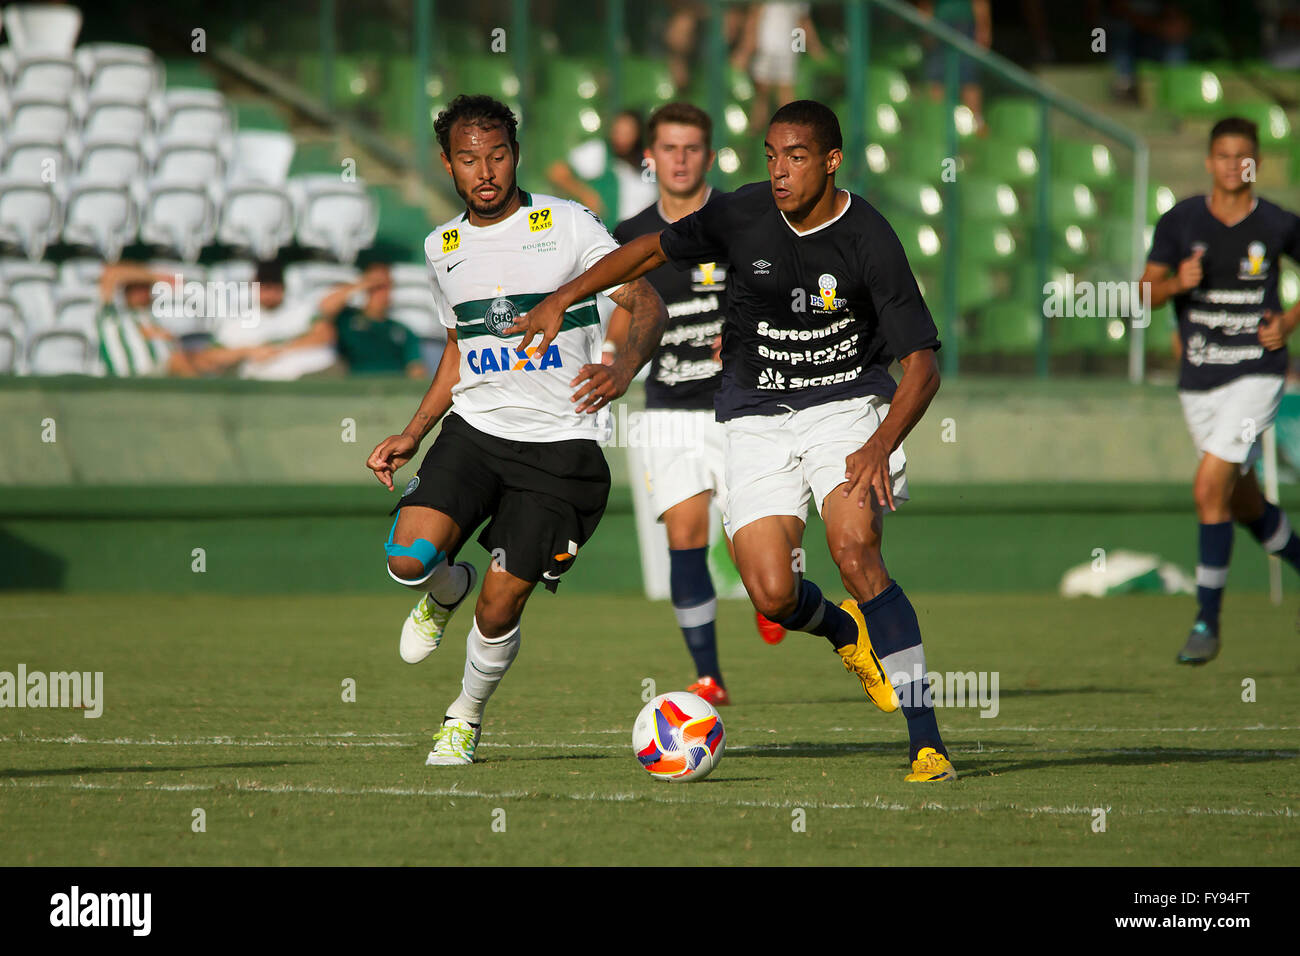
[457,56,522,101]
[965,134,1039,185]
[1025,181,1099,224]
[874,38,923,71]
[296,54,375,110]
[522,96,604,172]
[1053,222,1092,264]
[1155,64,1223,116]
[543,57,601,103]
[907,98,978,146]
[866,101,904,143]
[1111,179,1177,222]
[1231,101,1292,149]
[867,66,911,110]
[958,176,1021,223]
[971,302,1041,355]
[875,175,945,219]
[985,97,1042,148]
[892,216,944,269]
[621,56,675,111]
[1051,137,1117,188]
[957,220,1018,266]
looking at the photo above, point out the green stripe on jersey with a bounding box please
[453,293,600,340]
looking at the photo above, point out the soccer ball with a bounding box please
[633,691,726,782]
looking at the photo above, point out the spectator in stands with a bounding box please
[916,0,993,134]
[547,109,658,225]
[96,263,261,378]
[732,3,826,135]
[213,260,340,380]
[261,263,428,378]
[1103,0,1191,103]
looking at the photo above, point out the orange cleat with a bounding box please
[755,612,786,645]
[686,676,731,706]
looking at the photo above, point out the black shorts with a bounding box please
[391,413,611,592]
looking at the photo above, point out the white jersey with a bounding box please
[425,190,623,442]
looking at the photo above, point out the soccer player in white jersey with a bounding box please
[515,101,956,782]
[366,95,667,765]
[1141,116,1300,664]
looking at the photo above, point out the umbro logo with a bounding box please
[447,259,466,272]
[752,259,771,274]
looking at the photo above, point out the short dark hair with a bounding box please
[254,259,284,286]
[435,94,519,156]
[769,99,843,154]
[1209,116,1258,152]
[647,101,713,149]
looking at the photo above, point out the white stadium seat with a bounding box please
[8,53,79,99]
[227,130,296,185]
[77,134,146,184]
[27,328,95,375]
[290,176,377,264]
[0,324,21,374]
[388,262,428,289]
[61,179,137,261]
[217,183,295,260]
[0,176,61,260]
[283,261,359,302]
[206,259,255,284]
[152,135,225,183]
[137,178,218,263]
[57,256,104,292]
[77,43,159,105]
[3,5,83,55]
[2,265,56,332]
[54,291,97,337]
[391,303,442,340]
[153,88,232,146]
[0,134,68,181]
[79,95,149,140]
[7,92,74,137]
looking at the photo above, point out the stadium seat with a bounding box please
[2,260,56,331]
[866,101,904,143]
[205,260,254,285]
[875,175,944,220]
[79,95,150,140]
[621,56,675,110]
[970,302,1042,356]
[958,176,1021,223]
[8,53,79,99]
[1155,65,1223,116]
[388,262,428,289]
[456,56,522,103]
[151,135,225,183]
[137,178,218,262]
[907,98,979,146]
[57,257,103,291]
[1231,101,1291,149]
[283,261,359,303]
[61,179,137,261]
[392,303,443,342]
[6,91,74,137]
[2,4,82,55]
[77,133,147,184]
[77,43,160,105]
[217,184,295,261]
[1050,137,1117,189]
[0,176,61,260]
[542,56,601,103]
[958,220,1017,266]
[892,216,944,269]
[290,175,377,264]
[965,134,1038,186]
[227,130,296,185]
[868,66,911,110]
[153,88,232,145]
[53,290,97,337]
[0,324,20,374]
[985,97,1042,148]
[26,328,95,375]
[0,134,68,181]
[1110,179,1176,222]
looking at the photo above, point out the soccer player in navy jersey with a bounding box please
[514,100,955,782]
[1141,116,1300,664]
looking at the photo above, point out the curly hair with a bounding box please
[434,94,519,156]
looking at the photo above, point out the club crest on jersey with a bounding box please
[466,343,563,374]
[1239,240,1269,280]
[816,273,843,311]
[757,367,786,389]
[484,296,522,338]
[403,476,420,497]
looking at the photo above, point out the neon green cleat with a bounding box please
[399,563,477,664]
[425,717,480,766]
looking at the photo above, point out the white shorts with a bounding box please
[1179,374,1284,470]
[639,408,728,520]
[752,49,798,86]
[721,396,908,537]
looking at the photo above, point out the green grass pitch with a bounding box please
[0,592,1296,866]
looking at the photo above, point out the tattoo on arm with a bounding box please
[609,278,667,370]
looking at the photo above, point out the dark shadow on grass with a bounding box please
[995,686,1136,698]
[727,741,903,759]
[3,760,309,778]
[957,746,1298,777]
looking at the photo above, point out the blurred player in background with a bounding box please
[1142,116,1300,664]
[605,101,784,708]
[515,100,956,782]
[547,109,658,224]
[366,95,667,766]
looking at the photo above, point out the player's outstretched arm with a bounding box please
[366,330,460,489]
[569,277,669,414]
[512,232,669,356]
[842,347,941,512]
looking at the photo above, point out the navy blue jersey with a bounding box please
[658,181,940,421]
[1148,195,1300,391]
[614,193,726,411]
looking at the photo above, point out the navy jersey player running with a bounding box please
[1141,116,1300,664]
[366,95,667,765]
[514,100,955,782]
[606,102,784,707]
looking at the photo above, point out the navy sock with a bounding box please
[1196,522,1233,630]
[1245,502,1300,574]
[777,579,858,649]
[669,547,721,684]
[859,581,946,761]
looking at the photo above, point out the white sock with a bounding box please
[428,561,470,607]
[446,617,521,725]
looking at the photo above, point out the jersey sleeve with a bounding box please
[863,216,941,360]
[425,255,458,331]
[569,203,624,296]
[1147,207,1181,267]
[1284,210,1300,266]
[659,194,730,271]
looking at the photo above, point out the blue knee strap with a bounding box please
[384,512,445,577]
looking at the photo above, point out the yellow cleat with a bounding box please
[836,599,900,713]
[906,747,957,782]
